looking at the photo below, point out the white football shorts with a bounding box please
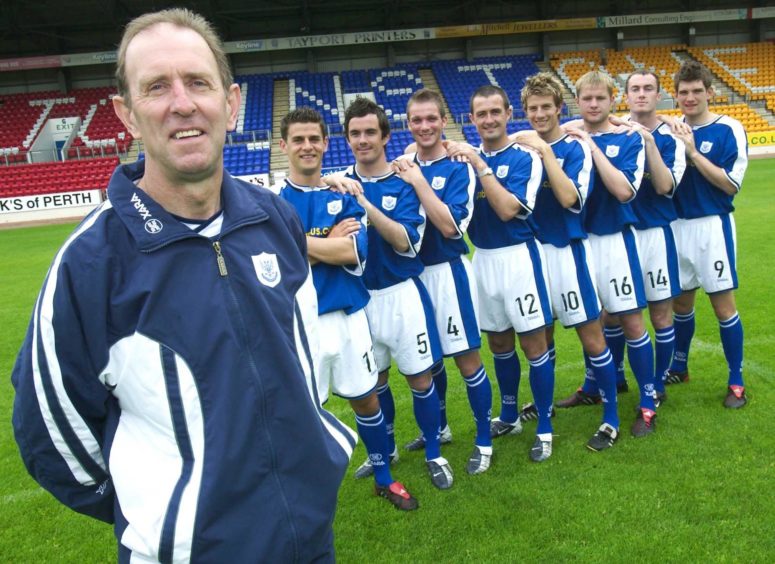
[671,214,738,294]
[317,308,378,403]
[420,256,482,356]
[365,278,442,377]
[472,240,553,334]
[542,239,602,328]
[587,227,647,314]
[635,225,681,302]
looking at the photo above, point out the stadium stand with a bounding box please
[234,74,273,138]
[224,142,271,176]
[0,157,117,197]
[433,55,541,122]
[652,103,772,132]
[551,45,687,107]
[689,42,775,101]
[3,43,775,189]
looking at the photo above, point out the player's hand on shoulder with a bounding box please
[511,130,549,156]
[617,119,652,143]
[608,115,641,137]
[391,157,424,183]
[441,139,471,163]
[324,174,363,196]
[444,140,478,165]
[657,115,695,151]
[328,217,361,238]
[564,126,589,142]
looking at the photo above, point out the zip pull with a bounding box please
[213,241,228,276]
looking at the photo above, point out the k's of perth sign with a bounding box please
[0,190,101,214]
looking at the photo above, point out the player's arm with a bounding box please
[355,192,412,253]
[567,127,640,202]
[306,218,360,266]
[446,142,522,220]
[322,172,364,196]
[635,125,676,196]
[515,131,578,208]
[11,252,115,523]
[392,159,459,238]
[678,129,742,196]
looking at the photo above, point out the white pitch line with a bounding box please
[0,488,45,505]
[689,338,769,377]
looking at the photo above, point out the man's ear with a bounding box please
[113,95,141,139]
[226,83,241,131]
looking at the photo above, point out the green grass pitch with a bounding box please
[1,160,773,561]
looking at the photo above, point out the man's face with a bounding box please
[407,100,446,153]
[576,84,614,126]
[625,74,661,114]
[676,79,713,119]
[470,94,512,146]
[280,122,328,177]
[112,23,239,185]
[525,94,561,136]
[346,113,388,166]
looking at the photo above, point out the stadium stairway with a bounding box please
[270,79,291,177]
[418,68,466,144]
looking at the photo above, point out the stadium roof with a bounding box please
[1,0,756,61]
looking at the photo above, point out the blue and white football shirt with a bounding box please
[674,115,747,219]
[630,121,686,229]
[410,153,476,265]
[345,167,427,290]
[531,134,593,246]
[279,179,369,315]
[584,130,645,236]
[467,142,543,250]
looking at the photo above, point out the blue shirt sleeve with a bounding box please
[563,139,593,213]
[503,147,543,218]
[393,183,426,257]
[338,194,368,275]
[619,133,646,200]
[444,162,476,238]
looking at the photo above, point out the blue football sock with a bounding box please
[654,326,675,393]
[670,309,695,374]
[626,331,656,411]
[604,326,626,385]
[376,382,396,454]
[431,361,448,430]
[464,365,493,447]
[492,349,520,423]
[528,351,555,435]
[581,351,600,395]
[589,348,619,429]
[547,340,556,368]
[355,410,393,487]
[719,312,744,388]
[411,382,441,460]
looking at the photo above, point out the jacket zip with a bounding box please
[210,238,301,561]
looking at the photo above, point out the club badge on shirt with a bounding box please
[327,200,342,215]
[253,253,282,288]
[605,145,620,158]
